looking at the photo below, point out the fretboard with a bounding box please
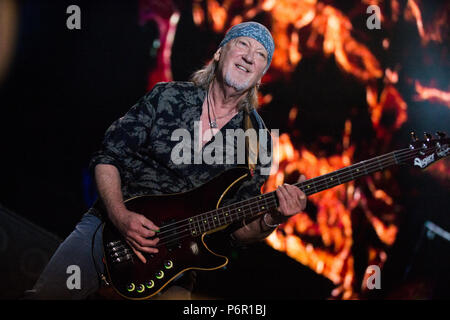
[187,148,413,236]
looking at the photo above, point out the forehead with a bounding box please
[232,36,267,53]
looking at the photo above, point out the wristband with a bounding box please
[263,213,280,228]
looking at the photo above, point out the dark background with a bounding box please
[0,0,448,299]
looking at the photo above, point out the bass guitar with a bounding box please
[100,131,449,299]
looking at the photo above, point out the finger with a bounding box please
[280,184,298,209]
[282,185,303,212]
[138,215,160,233]
[137,224,156,238]
[133,235,160,250]
[276,187,288,212]
[126,239,147,264]
[297,174,306,183]
[283,184,299,201]
[292,187,305,206]
[295,190,307,211]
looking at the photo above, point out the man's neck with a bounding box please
[209,78,246,114]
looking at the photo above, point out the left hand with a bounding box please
[275,175,307,217]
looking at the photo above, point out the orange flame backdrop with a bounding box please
[140,0,450,299]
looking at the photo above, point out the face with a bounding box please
[215,36,268,92]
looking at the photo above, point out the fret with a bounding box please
[224,207,230,224]
[360,161,368,175]
[348,167,355,182]
[262,196,268,212]
[248,200,254,217]
[353,165,362,179]
[219,210,224,225]
[256,196,265,212]
[302,181,317,196]
[323,176,330,190]
[188,217,197,236]
[215,209,221,226]
[194,215,200,233]
[335,173,342,185]
[195,216,201,235]
[229,207,235,223]
[202,214,209,232]
[375,156,383,171]
[317,182,327,194]
[236,206,243,222]
[393,152,399,165]
[326,174,339,188]
[197,215,205,233]
[250,199,261,217]
[266,194,277,210]
[228,206,235,223]
[211,212,217,229]
[220,208,225,224]
[254,197,260,212]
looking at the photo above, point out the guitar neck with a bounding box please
[189,148,411,235]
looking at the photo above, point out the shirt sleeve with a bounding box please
[88,83,163,179]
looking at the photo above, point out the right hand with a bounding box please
[109,208,160,264]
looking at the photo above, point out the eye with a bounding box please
[258,52,266,59]
[238,40,248,47]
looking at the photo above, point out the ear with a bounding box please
[213,48,221,62]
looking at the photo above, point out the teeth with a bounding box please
[236,65,248,72]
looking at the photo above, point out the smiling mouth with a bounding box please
[235,64,250,73]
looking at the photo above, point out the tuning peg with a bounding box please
[410,131,418,142]
[436,131,447,138]
[424,132,432,142]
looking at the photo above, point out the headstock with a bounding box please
[404,131,450,169]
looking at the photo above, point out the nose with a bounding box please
[242,51,255,65]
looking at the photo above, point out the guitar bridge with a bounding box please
[106,240,134,264]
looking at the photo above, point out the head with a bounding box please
[191,21,274,111]
[218,21,274,76]
[215,36,268,92]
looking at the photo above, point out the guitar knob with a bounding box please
[155,270,164,279]
[164,260,174,269]
[127,283,135,292]
[424,132,432,141]
[136,284,145,293]
[145,280,155,289]
[410,131,418,142]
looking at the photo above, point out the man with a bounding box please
[24,21,307,300]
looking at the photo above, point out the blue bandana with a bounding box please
[219,21,275,72]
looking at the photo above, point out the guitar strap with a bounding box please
[244,108,270,175]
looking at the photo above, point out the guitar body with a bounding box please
[102,166,250,300]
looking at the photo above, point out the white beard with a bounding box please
[224,70,252,91]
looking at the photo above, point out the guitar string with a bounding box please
[156,144,442,247]
[151,147,413,236]
[154,146,432,248]
[153,146,434,247]
[154,149,432,248]
[153,147,419,240]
